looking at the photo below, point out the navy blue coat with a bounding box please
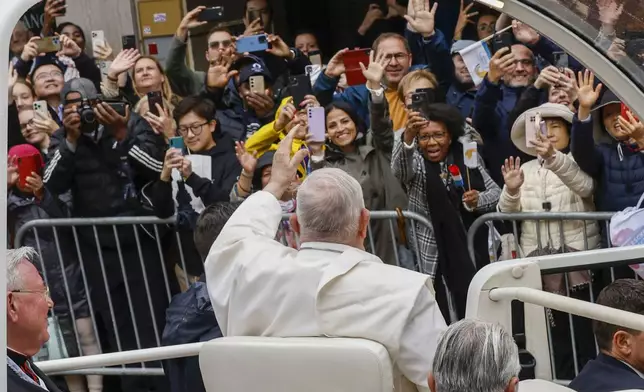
[569,353,644,392]
[162,278,221,392]
[571,115,644,212]
[472,78,527,186]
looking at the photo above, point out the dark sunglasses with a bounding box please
[209,40,233,50]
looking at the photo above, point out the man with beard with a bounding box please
[446,40,478,120]
[472,44,537,185]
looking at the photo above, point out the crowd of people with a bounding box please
[5,0,644,391]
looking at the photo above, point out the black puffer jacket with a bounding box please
[43,112,167,246]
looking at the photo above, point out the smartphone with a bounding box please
[121,35,136,50]
[36,36,61,53]
[105,101,127,117]
[17,154,41,190]
[553,51,569,71]
[539,119,548,136]
[308,50,322,66]
[526,114,539,147]
[33,100,49,118]
[198,6,225,23]
[415,88,435,104]
[247,9,263,27]
[91,30,106,57]
[410,92,431,120]
[621,103,640,122]
[169,136,185,152]
[343,49,370,86]
[98,60,112,79]
[307,107,326,143]
[492,32,513,54]
[147,91,163,117]
[249,75,265,94]
[289,75,313,107]
[58,0,67,16]
[236,34,270,53]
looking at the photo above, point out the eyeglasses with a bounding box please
[178,122,209,137]
[20,119,35,131]
[34,70,63,82]
[209,40,233,50]
[418,132,448,143]
[11,286,50,300]
[513,59,534,67]
[383,53,408,63]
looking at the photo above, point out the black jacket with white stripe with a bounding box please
[43,112,166,246]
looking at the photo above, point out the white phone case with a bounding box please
[91,30,106,57]
[33,100,49,118]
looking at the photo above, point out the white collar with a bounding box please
[299,242,354,254]
[620,359,644,379]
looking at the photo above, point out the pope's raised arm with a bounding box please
[204,126,309,334]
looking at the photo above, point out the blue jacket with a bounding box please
[162,279,222,392]
[313,29,452,128]
[446,85,476,120]
[472,78,527,185]
[571,115,644,212]
[569,353,644,392]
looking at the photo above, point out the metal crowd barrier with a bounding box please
[36,252,644,383]
[467,248,644,382]
[466,211,643,384]
[15,211,434,376]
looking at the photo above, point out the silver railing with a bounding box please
[15,211,434,376]
[466,211,644,383]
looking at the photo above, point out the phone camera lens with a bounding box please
[258,36,266,43]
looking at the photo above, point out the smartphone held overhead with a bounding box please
[289,75,313,107]
[36,36,61,54]
[91,30,105,57]
[236,34,270,53]
[343,49,370,86]
[198,6,224,23]
[247,9,263,27]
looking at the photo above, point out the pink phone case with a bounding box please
[525,115,538,147]
[308,107,326,142]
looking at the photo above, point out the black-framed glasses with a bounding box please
[178,122,209,137]
[34,71,63,82]
[209,40,233,50]
[11,286,50,299]
[418,132,448,143]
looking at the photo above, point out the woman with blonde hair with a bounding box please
[102,50,179,141]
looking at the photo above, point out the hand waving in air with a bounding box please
[207,56,239,89]
[235,141,259,174]
[501,157,524,196]
[404,0,439,37]
[361,50,389,90]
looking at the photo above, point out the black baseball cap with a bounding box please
[233,55,273,85]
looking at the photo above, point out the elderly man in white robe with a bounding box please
[205,125,447,391]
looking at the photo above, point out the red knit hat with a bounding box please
[8,144,44,168]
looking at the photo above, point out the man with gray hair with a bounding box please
[6,247,64,392]
[205,125,447,391]
[428,319,521,392]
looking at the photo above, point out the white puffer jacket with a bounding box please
[498,151,600,255]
